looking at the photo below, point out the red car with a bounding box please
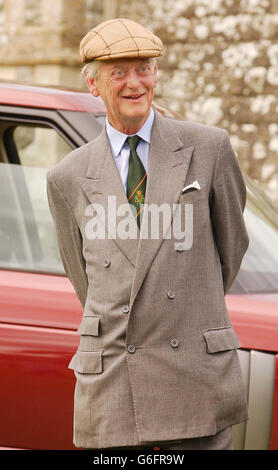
[0,82,277,450]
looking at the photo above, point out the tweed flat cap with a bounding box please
[80,18,163,63]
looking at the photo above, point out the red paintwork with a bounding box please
[0,83,106,113]
[0,447,24,450]
[0,270,277,449]
[270,355,278,450]
[0,323,78,450]
[227,294,278,451]
[226,294,278,353]
[1,269,277,354]
[0,270,81,330]
[0,270,81,450]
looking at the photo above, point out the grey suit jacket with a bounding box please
[47,110,249,449]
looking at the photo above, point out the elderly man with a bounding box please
[47,18,249,450]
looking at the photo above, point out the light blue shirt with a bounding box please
[105,108,154,193]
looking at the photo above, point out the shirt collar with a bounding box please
[106,108,154,159]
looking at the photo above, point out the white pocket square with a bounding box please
[182,180,201,193]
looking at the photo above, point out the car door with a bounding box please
[0,105,102,449]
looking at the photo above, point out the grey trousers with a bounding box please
[157,427,233,450]
[107,427,233,451]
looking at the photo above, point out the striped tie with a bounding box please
[126,135,147,229]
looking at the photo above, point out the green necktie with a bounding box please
[126,135,147,229]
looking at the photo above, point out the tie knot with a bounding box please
[126,135,140,152]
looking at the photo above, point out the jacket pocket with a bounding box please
[77,316,99,336]
[203,326,240,353]
[77,316,100,351]
[179,189,206,204]
[68,350,103,374]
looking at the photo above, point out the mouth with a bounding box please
[122,93,145,102]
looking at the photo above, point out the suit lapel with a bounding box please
[77,127,139,267]
[130,111,194,308]
[77,112,194,305]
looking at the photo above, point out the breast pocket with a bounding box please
[179,189,206,204]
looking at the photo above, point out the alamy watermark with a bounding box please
[84,196,193,250]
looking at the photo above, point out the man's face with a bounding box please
[86,58,157,133]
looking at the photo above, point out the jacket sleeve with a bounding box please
[210,130,249,295]
[46,173,88,307]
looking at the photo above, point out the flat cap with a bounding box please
[80,18,163,63]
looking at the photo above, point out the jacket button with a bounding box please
[104,259,111,268]
[127,345,136,354]
[122,305,129,314]
[167,290,175,299]
[171,338,179,348]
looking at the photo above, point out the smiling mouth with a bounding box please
[123,93,145,100]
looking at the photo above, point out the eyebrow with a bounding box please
[110,60,150,70]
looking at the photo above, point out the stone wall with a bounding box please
[118,0,278,207]
[0,0,277,206]
[0,0,103,87]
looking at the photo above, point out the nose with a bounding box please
[126,68,141,89]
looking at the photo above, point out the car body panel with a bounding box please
[226,295,278,353]
[1,268,277,353]
[270,355,278,450]
[0,270,82,330]
[0,322,78,450]
[0,82,106,113]
[0,270,81,450]
[243,350,276,450]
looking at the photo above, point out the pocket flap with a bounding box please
[68,350,103,373]
[203,327,240,353]
[179,189,205,204]
[77,316,100,336]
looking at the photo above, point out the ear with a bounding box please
[85,74,100,97]
[153,63,158,88]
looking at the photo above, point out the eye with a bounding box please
[112,69,125,79]
[138,64,151,74]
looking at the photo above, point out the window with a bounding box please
[230,179,278,294]
[0,162,64,273]
[12,125,72,167]
[0,122,73,274]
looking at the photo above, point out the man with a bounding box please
[47,18,249,450]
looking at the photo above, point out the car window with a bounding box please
[0,123,73,274]
[230,178,278,294]
[12,125,72,167]
[0,162,64,274]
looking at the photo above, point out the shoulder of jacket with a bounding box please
[160,116,227,155]
[163,115,225,139]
